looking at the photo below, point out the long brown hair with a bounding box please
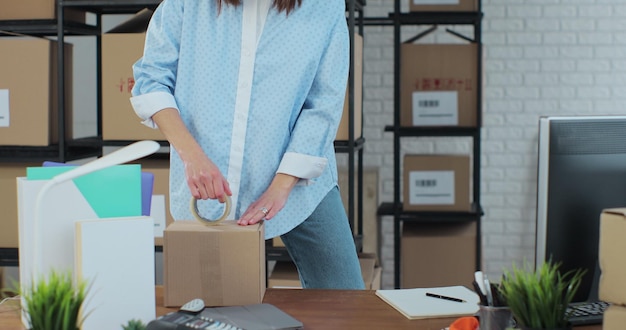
[217,0,302,14]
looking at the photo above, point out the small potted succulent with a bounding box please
[122,319,147,330]
[498,260,585,330]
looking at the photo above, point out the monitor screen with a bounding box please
[535,115,626,303]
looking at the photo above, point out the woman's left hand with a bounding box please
[238,173,298,225]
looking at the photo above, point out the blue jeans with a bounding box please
[280,186,365,289]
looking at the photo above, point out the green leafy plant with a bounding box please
[20,270,89,330]
[122,319,147,330]
[498,260,585,329]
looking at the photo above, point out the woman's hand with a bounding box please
[151,108,231,202]
[182,150,231,202]
[238,173,298,225]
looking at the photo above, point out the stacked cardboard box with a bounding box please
[0,0,85,22]
[0,163,39,248]
[401,221,476,289]
[0,39,73,146]
[101,9,165,141]
[336,33,363,141]
[400,44,478,128]
[268,253,382,290]
[403,154,471,212]
[598,208,626,329]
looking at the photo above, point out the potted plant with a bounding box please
[498,260,585,330]
[19,270,89,330]
[122,319,147,330]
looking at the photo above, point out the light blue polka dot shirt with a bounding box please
[130,0,349,239]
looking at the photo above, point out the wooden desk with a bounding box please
[0,287,604,330]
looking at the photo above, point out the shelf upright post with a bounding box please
[392,0,402,289]
[474,0,483,272]
[57,0,66,162]
[346,0,356,238]
[96,12,103,139]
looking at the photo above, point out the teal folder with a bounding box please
[26,164,142,218]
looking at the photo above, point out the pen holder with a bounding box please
[478,305,514,330]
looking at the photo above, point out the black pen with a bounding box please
[425,292,466,303]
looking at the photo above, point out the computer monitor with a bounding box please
[535,115,626,303]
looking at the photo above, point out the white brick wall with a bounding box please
[359,0,626,288]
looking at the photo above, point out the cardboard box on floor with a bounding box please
[163,220,265,307]
[0,163,39,248]
[598,208,626,305]
[0,0,85,22]
[603,305,626,330]
[400,43,477,127]
[0,38,73,146]
[401,221,476,289]
[409,0,477,12]
[268,253,382,290]
[336,33,363,141]
[403,154,471,212]
[102,9,165,141]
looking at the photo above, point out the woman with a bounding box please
[131,0,364,289]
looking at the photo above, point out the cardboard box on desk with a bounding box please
[163,220,266,307]
[400,44,477,127]
[403,154,471,212]
[0,0,85,22]
[102,9,165,142]
[603,304,626,330]
[598,208,626,305]
[0,39,73,146]
[409,0,478,12]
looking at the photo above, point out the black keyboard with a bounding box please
[566,300,609,326]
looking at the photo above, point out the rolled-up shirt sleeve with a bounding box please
[129,0,183,128]
[277,152,328,185]
[278,2,348,184]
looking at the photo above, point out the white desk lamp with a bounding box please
[31,140,160,277]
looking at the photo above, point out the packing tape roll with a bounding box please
[190,195,231,226]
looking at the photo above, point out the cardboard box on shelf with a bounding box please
[135,159,172,246]
[0,164,39,248]
[163,220,265,307]
[598,208,626,305]
[268,261,301,289]
[401,221,476,289]
[0,38,73,146]
[603,304,626,330]
[336,33,363,141]
[268,253,382,290]
[403,154,471,212]
[409,0,477,12]
[400,43,477,127]
[0,0,85,22]
[102,9,165,141]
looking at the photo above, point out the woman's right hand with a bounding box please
[182,150,231,202]
[151,107,231,202]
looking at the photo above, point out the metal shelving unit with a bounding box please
[378,1,484,289]
[0,0,367,267]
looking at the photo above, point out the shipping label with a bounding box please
[412,91,458,126]
[0,89,9,127]
[408,170,455,205]
[413,0,460,5]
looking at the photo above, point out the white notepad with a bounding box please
[75,216,156,329]
[376,285,480,320]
